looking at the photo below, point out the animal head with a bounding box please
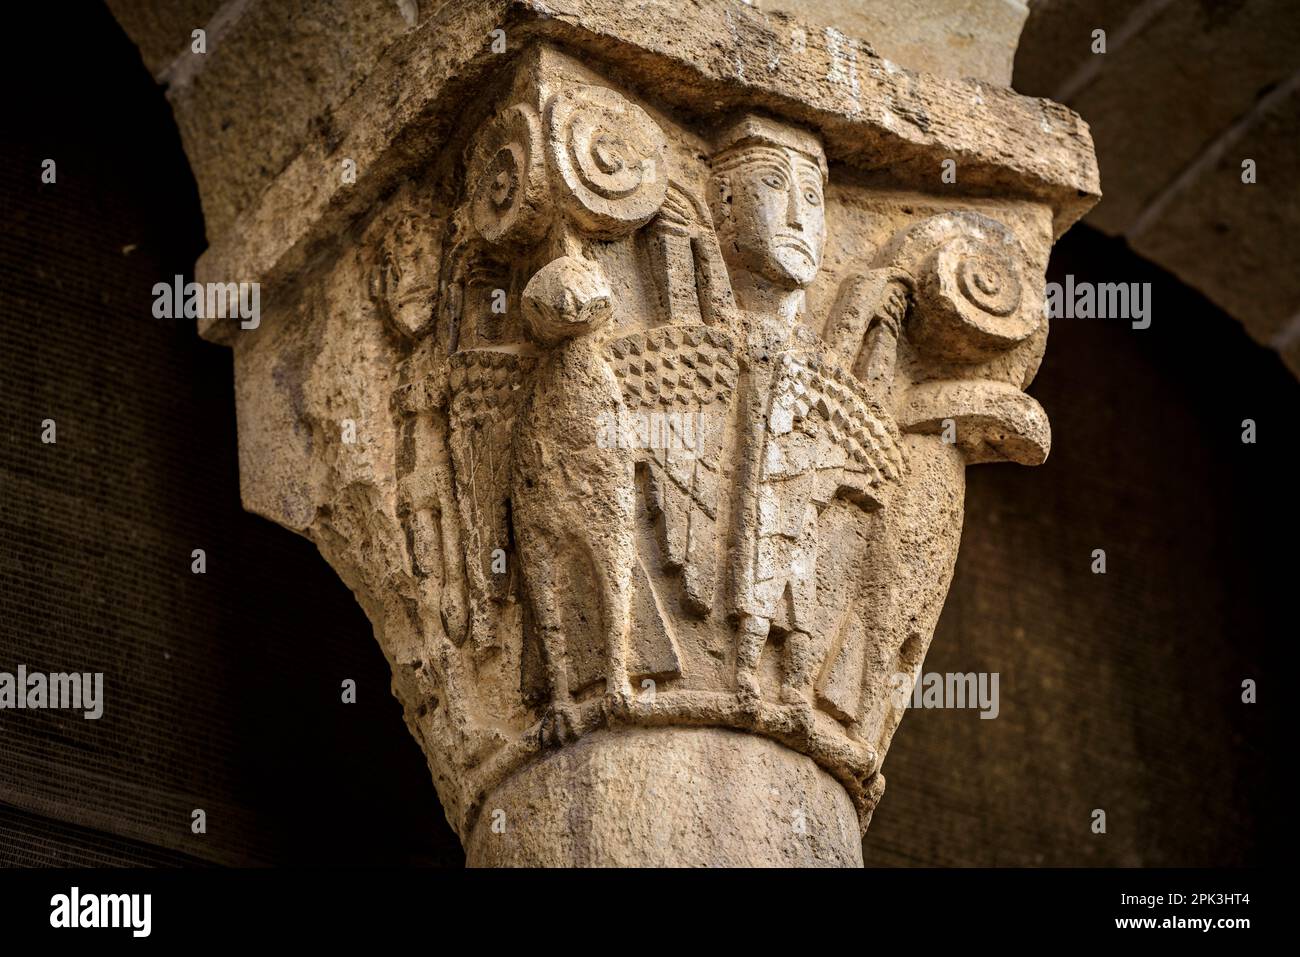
[522,255,614,346]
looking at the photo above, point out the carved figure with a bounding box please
[197,28,1098,856]
[512,255,637,742]
[449,83,673,741]
[709,115,904,723]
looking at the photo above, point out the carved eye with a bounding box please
[803,188,822,206]
[385,259,403,289]
[761,171,787,190]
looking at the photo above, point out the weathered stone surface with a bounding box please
[466,727,862,866]
[108,0,1097,865]
[160,0,420,241]
[755,0,1029,86]
[181,0,1097,321]
[104,0,225,76]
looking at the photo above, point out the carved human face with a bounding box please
[716,145,826,289]
[375,221,439,338]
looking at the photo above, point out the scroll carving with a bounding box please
[546,85,668,237]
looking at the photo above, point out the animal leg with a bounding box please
[523,539,579,745]
[735,613,769,711]
[585,527,635,715]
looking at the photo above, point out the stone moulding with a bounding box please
[197,1,1099,865]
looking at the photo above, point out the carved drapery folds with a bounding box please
[206,22,1097,858]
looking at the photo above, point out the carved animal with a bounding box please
[511,255,637,743]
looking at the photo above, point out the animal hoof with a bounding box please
[542,702,579,746]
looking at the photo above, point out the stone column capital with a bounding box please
[182,0,1097,865]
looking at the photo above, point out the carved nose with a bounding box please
[786,185,804,229]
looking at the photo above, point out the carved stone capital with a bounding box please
[200,2,1098,866]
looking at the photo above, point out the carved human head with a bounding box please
[373,215,440,338]
[710,114,828,290]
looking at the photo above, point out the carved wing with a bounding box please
[645,182,739,330]
[605,324,738,616]
[767,348,905,510]
[763,347,906,720]
[447,349,536,646]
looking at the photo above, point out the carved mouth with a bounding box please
[776,237,815,260]
[397,284,431,306]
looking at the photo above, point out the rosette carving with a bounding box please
[466,103,549,245]
[546,85,668,238]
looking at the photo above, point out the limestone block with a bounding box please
[1129,80,1300,350]
[754,0,1029,85]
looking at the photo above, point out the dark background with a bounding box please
[0,3,1284,866]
